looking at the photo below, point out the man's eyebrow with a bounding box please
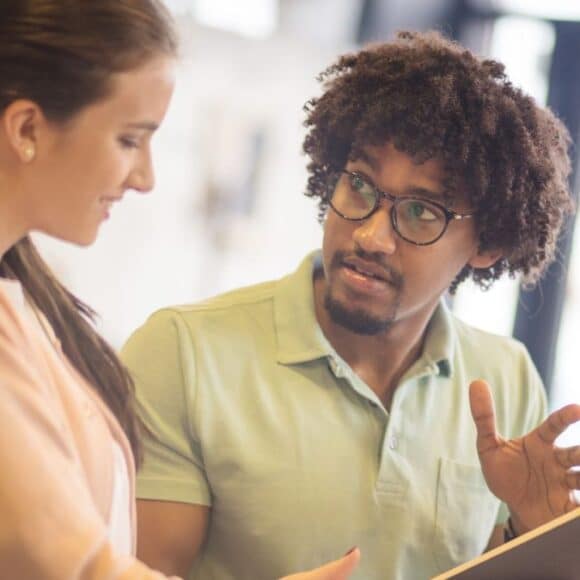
[125,121,159,132]
[353,154,448,200]
[351,150,451,200]
[356,150,380,172]
[406,185,446,200]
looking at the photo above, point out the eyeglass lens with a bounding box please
[330,172,448,244]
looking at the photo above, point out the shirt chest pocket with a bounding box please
[433,458,501,572]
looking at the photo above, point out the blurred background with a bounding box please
[35,0,580,440]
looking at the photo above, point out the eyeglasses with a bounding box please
[328,170,475,246]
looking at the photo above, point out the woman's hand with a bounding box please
[280,548,360,580]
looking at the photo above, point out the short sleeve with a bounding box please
[121,309,211,507]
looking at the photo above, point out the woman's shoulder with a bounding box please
[0,279,36,344]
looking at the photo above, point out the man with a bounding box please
[121,31,580,580]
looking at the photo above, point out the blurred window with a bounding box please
[484,0,580,21]
[452,16,555,338]
[165,0,279,38]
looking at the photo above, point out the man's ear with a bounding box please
[1,99,45,163]
[468,248,503,270]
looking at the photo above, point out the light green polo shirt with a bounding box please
[122,252,546,580]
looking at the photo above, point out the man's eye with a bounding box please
[350,175,366,191]
[349,175,375,197]
[407,202,437,221]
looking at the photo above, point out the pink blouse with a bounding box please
[0,279,175,579]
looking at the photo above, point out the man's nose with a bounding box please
[352,206,397,255]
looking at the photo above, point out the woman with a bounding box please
[0,1,360,578]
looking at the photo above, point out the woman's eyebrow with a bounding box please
[124,121,159,132]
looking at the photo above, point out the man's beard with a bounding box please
[323,249,404,336]
[324,290,401,335]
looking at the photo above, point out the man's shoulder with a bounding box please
[171,278,279,315]
[446,313,545,415]
[447,313,547,433]
[452,314,525,351]
[141,278,284,343]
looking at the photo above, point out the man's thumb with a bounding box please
[469,379,499,453]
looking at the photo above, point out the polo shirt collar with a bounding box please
[274,251,455,377]
[419,300,455,378]
[274,251,332,364]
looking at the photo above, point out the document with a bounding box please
[431,507,580,580]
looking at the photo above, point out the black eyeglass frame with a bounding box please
[329,170,475,246]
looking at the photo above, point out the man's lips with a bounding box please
[340,257,398,286]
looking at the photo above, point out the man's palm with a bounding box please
[469,380,580,531]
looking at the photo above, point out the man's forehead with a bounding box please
[351,143,447,183]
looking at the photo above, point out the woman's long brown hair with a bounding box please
[0,240,146,462]
[0,0,178,465]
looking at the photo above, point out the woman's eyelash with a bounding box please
[119,137,139,149]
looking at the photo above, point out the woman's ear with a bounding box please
[2,100,44,163]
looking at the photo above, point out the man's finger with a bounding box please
[536,404,580,445]
[565,471,580,490]
[469,379,500,454]
[555,445,580,469]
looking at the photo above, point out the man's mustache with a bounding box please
[331,249,404,290]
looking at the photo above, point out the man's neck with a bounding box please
[313,275,437,409]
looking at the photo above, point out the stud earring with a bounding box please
[22,144,36,162]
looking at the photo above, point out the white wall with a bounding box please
[35,20,350,348]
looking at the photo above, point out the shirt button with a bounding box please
[388,436,398,450]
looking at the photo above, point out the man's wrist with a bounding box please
[503,516,520,542]
[504,512,531,542]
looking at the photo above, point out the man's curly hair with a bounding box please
[303,30,574,293]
